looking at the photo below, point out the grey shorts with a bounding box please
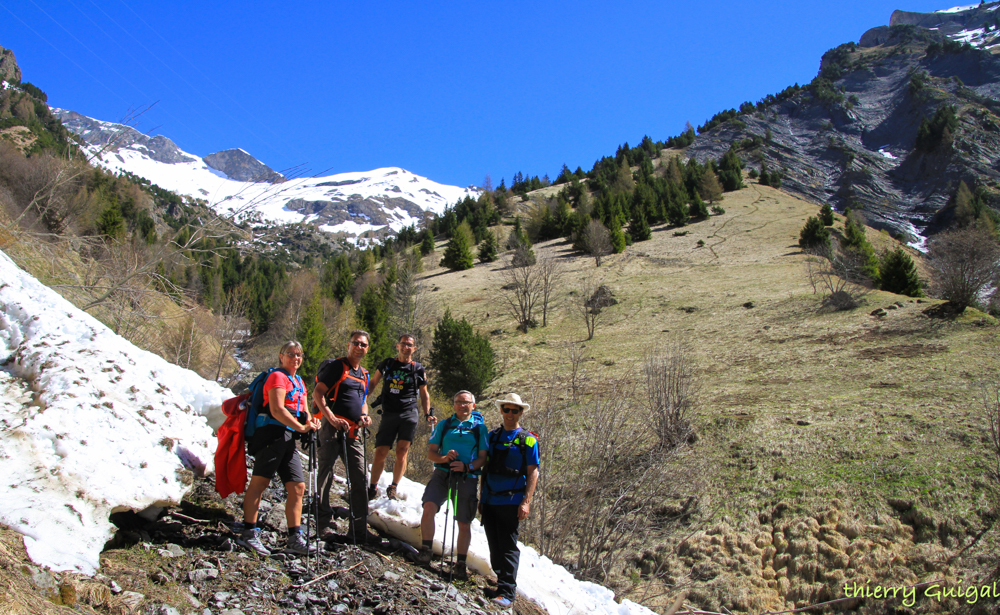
[421,469,480,524]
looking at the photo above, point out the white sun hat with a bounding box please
[493,393,530,412]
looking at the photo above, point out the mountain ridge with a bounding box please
[52,109,481,244]
[684,3,1000,243]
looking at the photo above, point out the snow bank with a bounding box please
[0,249,231,573]
[366,474,655,615]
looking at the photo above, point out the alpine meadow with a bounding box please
[4,3,1000,615]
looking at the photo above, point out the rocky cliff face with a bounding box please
[0,45,21,83]
[685,7,1000,241]
[52,109,196,165]
[203,148,283,183]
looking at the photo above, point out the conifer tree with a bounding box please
[879,247,923,297]
[428,309,496,398]
[799,216,830,250]
[420,231,436,256]
[820,203,835,226]
[609,218,627,253]
[357,284,392,367]
[629,207,652,242]
[842,210,879,283]
[440,230,474,271]
[698,168,724,203]
[296,294,328,381]
[334,255,353,303]
[478,229,499,263]
[689,193,709,220]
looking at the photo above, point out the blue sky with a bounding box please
[2,0,954,188]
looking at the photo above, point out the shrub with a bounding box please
[820,203,835,226]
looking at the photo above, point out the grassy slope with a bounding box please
[417,180,999,613]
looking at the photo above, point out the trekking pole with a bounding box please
[441,473,450,571]
[362,426,370,488]
[305,431,316,570]
[448,472,458,583]
[338,429,356,547]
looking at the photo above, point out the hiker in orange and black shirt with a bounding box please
[312,329,374,542]
[238,340,320,557]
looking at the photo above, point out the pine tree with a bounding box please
[842,211,879,283]
[333,255,353,303]
[689,192,709,220]
[440,229,474,271]
[799,216,831,250]
[428,309,497,398]
[628,207,652,242]
[478,230,499,263]
[357,284,392,367]
[879,247,923,297]
[609,218,627,253]
[420,231,436,256]
[820,203,835,226]
[296,294,328,382]
[698,168,724,203]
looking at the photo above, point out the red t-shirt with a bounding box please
[262,370,306,422]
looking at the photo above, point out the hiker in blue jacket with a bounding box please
[480,393,539,608]
[415,390,488,579]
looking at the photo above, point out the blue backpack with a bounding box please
[244,367,304,438]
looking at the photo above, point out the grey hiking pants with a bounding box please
[316,420,368,536]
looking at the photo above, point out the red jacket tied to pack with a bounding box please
[215,393,249,498]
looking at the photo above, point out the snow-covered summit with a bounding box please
[0,248,229,574]
[52,109,480,243]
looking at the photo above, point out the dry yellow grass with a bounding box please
[416,181,1000,613]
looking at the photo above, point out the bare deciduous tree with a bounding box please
[388,250,430,345]
[928,226,1000,313]
[578,279,615,341]
[981,381,1000,488]
[644,342,697,451]
[537,255,562,327]
[211,285,252,383]
[580,219,612,267]
[804,238,872,311]
[527,375,679,583]
[498,251,542,332]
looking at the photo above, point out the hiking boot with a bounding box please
[238,528,271,556]
[493,595,513,609]
[452,561,467,580]
[385,484,398,500]
[286,531,310,555]
[346,528,382,546]
[367,484,378,501]
[415,546,433,564]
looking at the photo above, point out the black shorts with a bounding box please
[249,430,304,484]
[374,410,419,447]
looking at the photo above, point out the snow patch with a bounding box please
[937,4,979,13]
[0,249,230,573]
[367,474,656,615]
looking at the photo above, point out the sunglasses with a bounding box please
[351,340,369,348]
[501,406,522,414]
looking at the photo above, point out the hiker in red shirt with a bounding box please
[238,341,321,556]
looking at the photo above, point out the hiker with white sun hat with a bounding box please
[479,392,539,608]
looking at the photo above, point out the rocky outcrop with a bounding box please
[284,195,431,229]
[684,27,1000,240]
[0,45,20,83]
[203,149,283,183]
[50,109,196,164]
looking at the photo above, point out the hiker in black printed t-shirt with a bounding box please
[237,340,321,557]
[312,329,374,542]
[367,333,434,501]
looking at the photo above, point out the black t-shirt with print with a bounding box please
[376,358,426,415]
